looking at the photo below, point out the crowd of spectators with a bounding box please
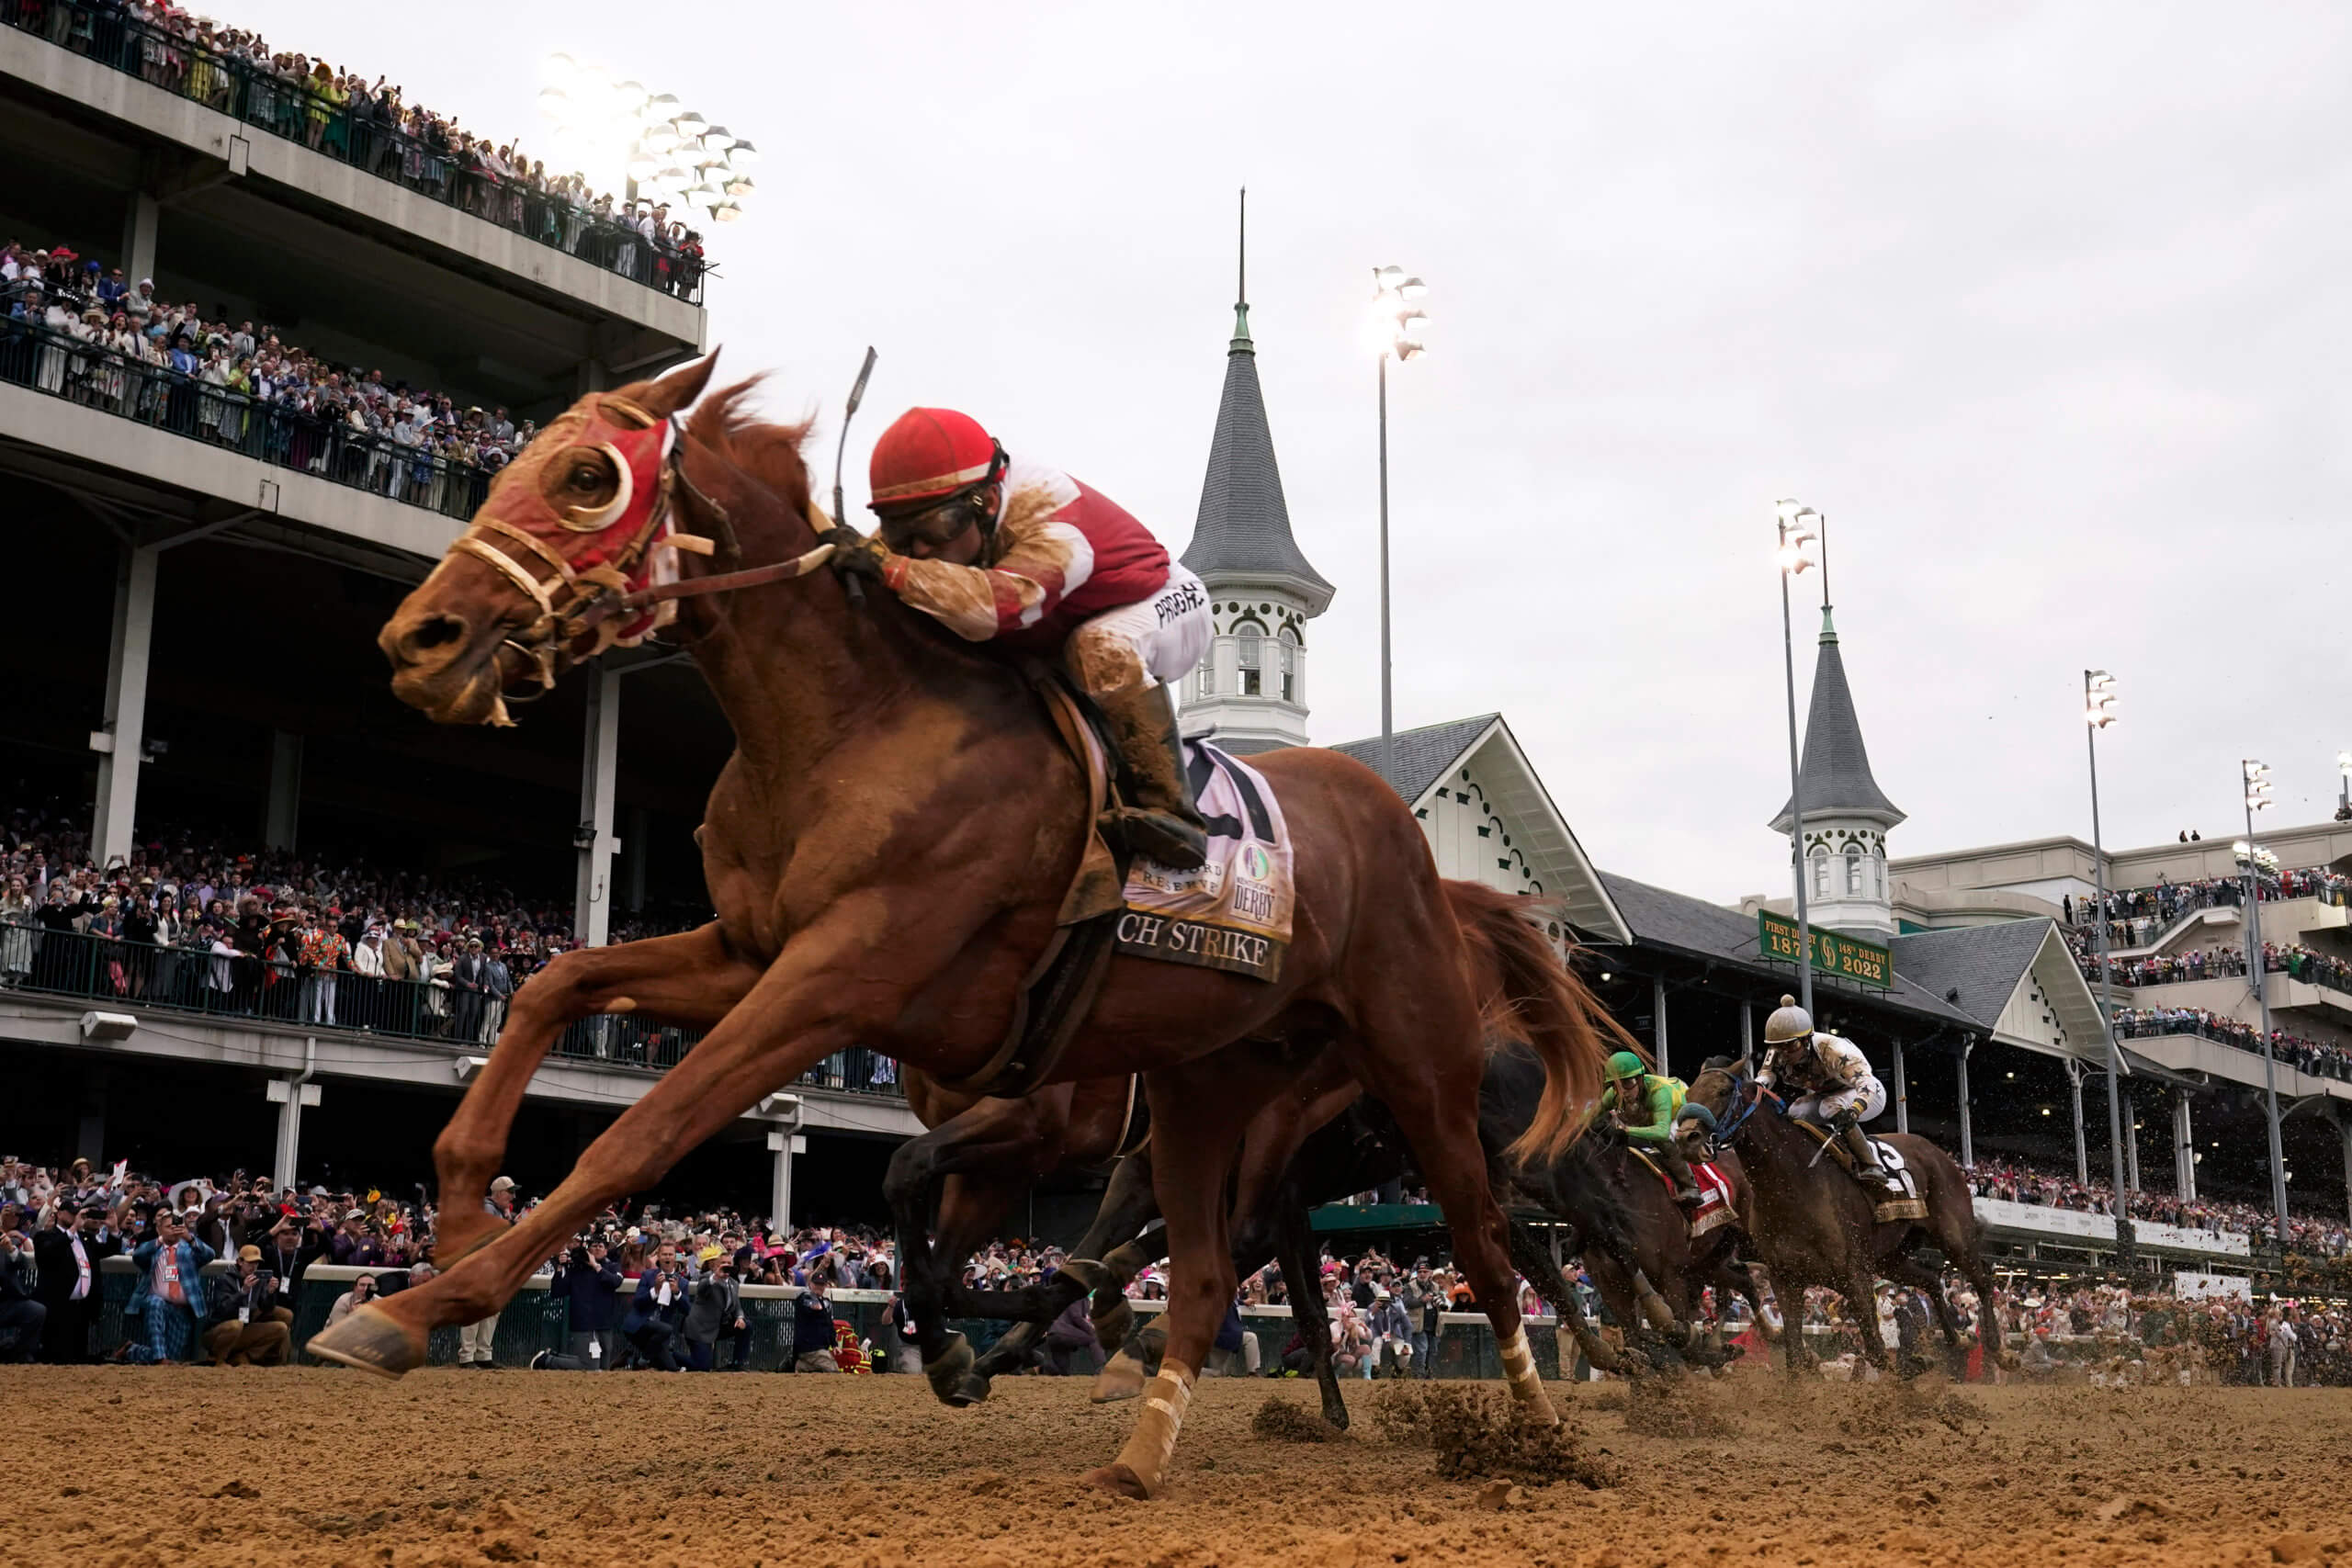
[0,0,709,298]
[2064,863,2352,951]
[2075,939,2352,997]
[1,234,539,517]
[2113,1005,2352,1083]
[1964,1154,2352,1258]
[0,800,902,1089]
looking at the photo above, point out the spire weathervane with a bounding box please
[1232,186,1251,350]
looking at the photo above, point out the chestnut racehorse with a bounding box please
[306,355,1610,1496]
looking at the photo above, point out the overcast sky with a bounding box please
[237,2,2352,903]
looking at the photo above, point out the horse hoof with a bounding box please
[1321,1402,1351,1432]
[1092,1349,1148,1404]
[305,1303,424,1378]
[1080,1462,1151,1500]
[1134,1325,1167,1377]
[922,1333,976,1406]
[948,1371,994,1406]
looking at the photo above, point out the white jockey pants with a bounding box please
[1787,1075,1888,1126]
[1065,566,1210,694]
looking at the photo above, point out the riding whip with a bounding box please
[831,345,878,607]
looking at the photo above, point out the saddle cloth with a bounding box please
[1114,739,1295,983]
[1863,1137,1929,1224]
[1629,1149,1739,1236]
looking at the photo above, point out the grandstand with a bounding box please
[0,9,921,1222]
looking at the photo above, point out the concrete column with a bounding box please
[625,805,650,914]
[1652,976,1668,1077]
[2067,1059,2088,1187]
[120,192,158,288]
[267,1075,321,1193]
[573,663,622,946]
[2123,1085,2141,1193]
[75,1074,107,1166]
[1739,1004,1752,1060]
[1955,1040,1973,1168]
[766,1128,801,1235]
[263,729,303,852]
[1891,1039,1908,1134]
[2174,1090,2197,1202]
[91,546,159,870]
[2338,1111,2351,1224]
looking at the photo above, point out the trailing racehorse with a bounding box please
[1683,1057,2002,1377]
[307,356,1611,1497]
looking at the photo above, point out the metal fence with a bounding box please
[0,321,496,522]
[1,0,707,303]
[0,922,904,1100]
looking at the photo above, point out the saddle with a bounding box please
[924,671,1295,1102]
[1627,1147,1739,1237]
[1792,1122,1928,1224]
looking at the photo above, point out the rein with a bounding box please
[1709,1074,1773,1146]
[457,412,841,698]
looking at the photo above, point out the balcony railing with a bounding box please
[0,922,904,1100]
[0,321,494,522]
[0,0,707,304]
[2113,1009,2352,1085]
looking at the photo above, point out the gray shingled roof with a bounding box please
[1179,323,1335,609]
[1330,714,1499,803]
[1770,616,1905,832]
[1597,871,1980,1031]
[1888,919,2054,1028]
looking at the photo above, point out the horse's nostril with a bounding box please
[408,615,465,653]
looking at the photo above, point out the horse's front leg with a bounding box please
[308,898,984,1375]
[431,923,760,1266]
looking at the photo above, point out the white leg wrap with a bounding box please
[1498,1325,1540,1391]
[1111,1359,1195,1495]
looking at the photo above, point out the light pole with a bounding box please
[2240,759,2292,1243]
[2083,670,2134,1269]
[1369,267,1429,788]
[1774,502,1820,1017]
[2335,750,2351,823]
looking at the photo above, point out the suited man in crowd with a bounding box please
[34,1201,119,1361]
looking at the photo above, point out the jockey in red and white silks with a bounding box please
[833,407,1212,869]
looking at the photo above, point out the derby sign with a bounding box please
[1758,910,1892,987]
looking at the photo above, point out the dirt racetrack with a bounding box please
[10,1363,2349,1568]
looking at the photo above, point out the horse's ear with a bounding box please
[635,348,722,421]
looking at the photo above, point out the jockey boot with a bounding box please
[1657,1143,1703,1210]
[1096,684,1208,870]
[1838,1119,1896,1198]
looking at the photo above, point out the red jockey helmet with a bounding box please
[868,407,1004,511]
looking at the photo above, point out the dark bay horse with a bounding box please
[1684,1059,2002,1376]
[307,355,1611,1496]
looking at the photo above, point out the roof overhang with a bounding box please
[1987,923,2112,1064]
[1399,716,1629,944]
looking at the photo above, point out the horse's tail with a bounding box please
[1442,880,1640,1167]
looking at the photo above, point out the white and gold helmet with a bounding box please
[1763,994,1815,1046]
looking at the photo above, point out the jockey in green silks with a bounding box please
[1595,1050,1703,1209]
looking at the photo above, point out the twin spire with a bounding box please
[1179,187,1333,608]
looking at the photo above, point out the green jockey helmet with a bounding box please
[1606,1050,1647,1084]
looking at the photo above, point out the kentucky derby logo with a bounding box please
[1238,843,1272,882]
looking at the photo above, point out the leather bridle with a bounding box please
[449,395,842,702]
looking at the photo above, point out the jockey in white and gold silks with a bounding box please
[1757,996,1896,1198]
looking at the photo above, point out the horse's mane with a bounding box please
[682,375,817,507]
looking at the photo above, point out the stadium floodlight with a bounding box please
[2085,670,2117,729]
[727,140,761,168]
[702,126,736,153]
